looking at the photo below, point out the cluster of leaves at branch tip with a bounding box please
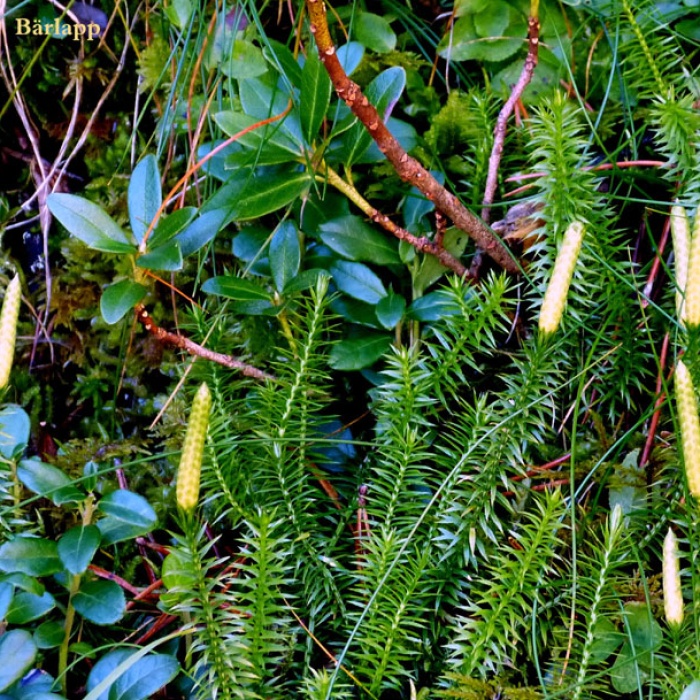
[176,382,212,512]
[538,221,585,336]
[0,275,21,390]
[663,527,683,627]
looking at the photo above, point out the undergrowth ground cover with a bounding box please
[1,0,700,698]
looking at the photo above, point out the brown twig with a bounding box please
[304,0,517,274]
[320,167,470,277]
[132,613,179,645]
[135,304,275,382]
[640,333,671,471]
[284,598,377,698]
[354,484,371,567]
[481,13,541,225]
[127,578,164,606]
[88,564,141,596]
[507,160,667,184]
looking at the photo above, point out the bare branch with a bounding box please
[135,305,275,382]
[481,15,540,224]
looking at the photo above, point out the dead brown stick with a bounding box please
[135,304,275,382]
[304,0,518,274]
[481,15,541,225]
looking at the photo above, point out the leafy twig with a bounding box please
[320,166,471,278]
[304,0,517,273]
[135,305,275,382]
[139,104,292,252]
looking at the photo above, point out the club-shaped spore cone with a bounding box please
[176,382,212,512]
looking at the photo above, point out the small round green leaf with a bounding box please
[283,269,329,295]
[98,489,157,526]
[73,580,126,625]
[438,13,523,62]
[95,517,149,545]
[6,590,55,624]
[222,40,268,79]
[0,537,63,577]
[330,296,382,328]
[232,227,271,271]
[611,641,648,694]
[677,18,700,41]
[17,458,84,505]
[86,649,130,699]
[202,276,271,301]
[100,281,147,325]
[588,617,623,664]
[337,41,365,75]
[164,0,191,29]
[1,572,45,595]
[328,333,391,370]
[376,293,406,330]
[173,209,226,257]
[330,261,387,304]
[0,582,13,620]
[455,0,490,12]
[96,490,157,545]
[6,666,64,699]
[474,1,510,37]
[34,620,67,649]
[355,12,397,53]
[407,291,462,322]
[58,525,101,575]
[0,629,37,692]
[111,654,179,700]
[136,241,183,271]
[319,216,400,264]
[87,651,179,700]
[624,601,663,655]
[0,405,30,460]
[161,549,197,591]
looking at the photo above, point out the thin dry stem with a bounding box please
[135,304,275,382]
[481,15,541,224]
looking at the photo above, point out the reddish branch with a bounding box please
[304,0,518,274]
[135,304,275,382]
[640,333,671,471]
[641,213,672,305]
[370,207,470,277]
[481,15,541,224]
[88,564,141,595]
